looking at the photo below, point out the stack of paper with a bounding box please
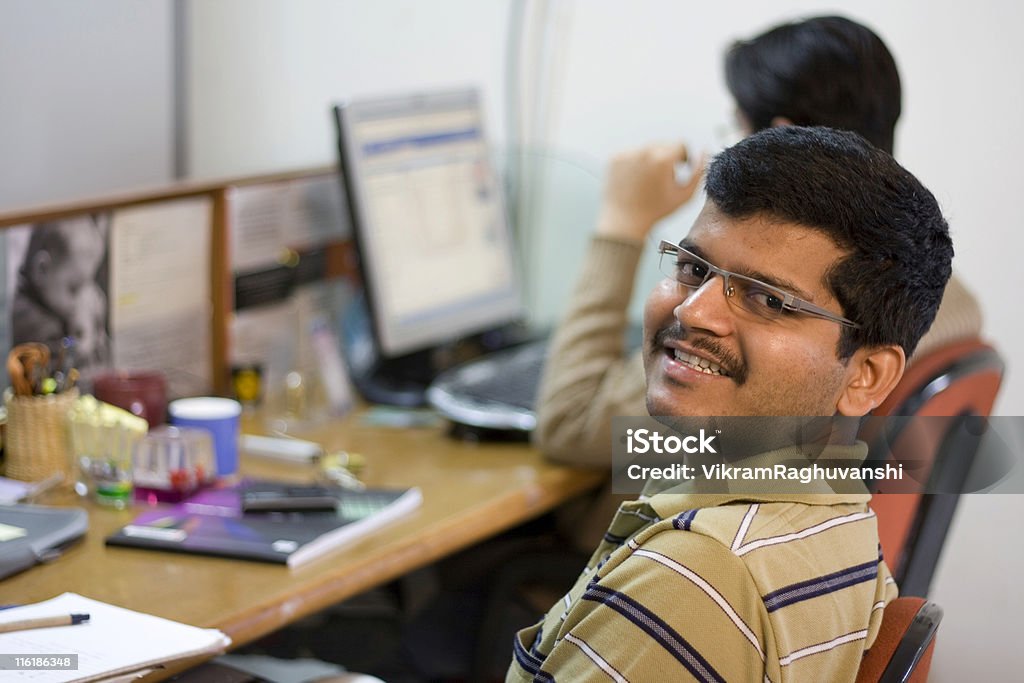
[0,593,230,682]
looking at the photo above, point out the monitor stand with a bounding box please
[340,290,541,408]
[348,350,436,408]
[340,299,433,407]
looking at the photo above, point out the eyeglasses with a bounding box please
[657,240,860,328]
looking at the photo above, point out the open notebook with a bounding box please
[0,592,230,682]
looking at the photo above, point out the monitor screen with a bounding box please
[335,89,522,358]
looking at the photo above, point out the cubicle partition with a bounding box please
[0,166,353,402]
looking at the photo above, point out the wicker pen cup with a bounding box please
[4,388,79,483]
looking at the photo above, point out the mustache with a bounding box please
[652,322,748,385]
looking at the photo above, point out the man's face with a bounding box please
[643,202,856,418]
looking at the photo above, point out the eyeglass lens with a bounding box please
[659,250,792,320]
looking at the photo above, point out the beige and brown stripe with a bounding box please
[508,486,897,682]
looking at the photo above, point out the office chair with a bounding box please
[470,542,590,681]
[867,339,1004,596]
[855,597,943,683]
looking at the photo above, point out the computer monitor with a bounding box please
[334,89,524,403]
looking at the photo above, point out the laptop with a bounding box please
[0,504,88,580]
[333,88,545,432]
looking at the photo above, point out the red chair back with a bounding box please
[856,597,942,683]
[868,340,1003,595]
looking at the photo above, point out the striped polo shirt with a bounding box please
[507,443,898,682]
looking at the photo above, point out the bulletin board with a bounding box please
[225,172,357,421]
[2,199,214,398]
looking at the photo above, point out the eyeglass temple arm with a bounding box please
[788,299,860,328]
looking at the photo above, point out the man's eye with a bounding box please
[676,259,708,282]
[746,287,787,312]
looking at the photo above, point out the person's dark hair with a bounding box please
[20,221,72,277]
[705,126,952,359]
[725,16,901,154]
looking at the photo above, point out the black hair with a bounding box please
[725,16,901,154]
[705,126,952,359]
[20,221,73,276]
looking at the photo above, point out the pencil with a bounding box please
[0,613,90,634]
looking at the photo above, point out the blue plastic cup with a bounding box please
[168,397,243,477]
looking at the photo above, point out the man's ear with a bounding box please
[837,345,906,416]
[770,116,794,128]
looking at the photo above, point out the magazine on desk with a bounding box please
[105,480,421,568]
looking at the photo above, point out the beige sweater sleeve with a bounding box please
[533,236,648,466]
[910,272,984,361]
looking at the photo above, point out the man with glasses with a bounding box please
[507,126,952,681]
[536,14,981,463]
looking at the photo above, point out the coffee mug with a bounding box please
[93,370,168,427]
[167,397,242,477]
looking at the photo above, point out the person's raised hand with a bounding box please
[596,142,706,243]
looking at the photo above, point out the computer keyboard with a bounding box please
[426,340,548,432]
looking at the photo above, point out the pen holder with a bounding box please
[3,388,79,484]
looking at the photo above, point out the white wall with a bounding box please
[0,0,174,209]
[931,493,1024,679]
[185,0,512,178]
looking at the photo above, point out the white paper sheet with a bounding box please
[0,592,229,682]
[109,197,212,397]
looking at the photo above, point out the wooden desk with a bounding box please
[0,414,604,652]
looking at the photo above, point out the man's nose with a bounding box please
[672,275,735,337]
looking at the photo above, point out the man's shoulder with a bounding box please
[532,499,886,681]
[639,498,870,543]
[627,499,879,586]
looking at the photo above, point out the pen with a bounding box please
[0,613,90,634]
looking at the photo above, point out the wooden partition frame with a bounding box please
[0,166,341,395]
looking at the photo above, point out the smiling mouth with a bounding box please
[668,348,730,377]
